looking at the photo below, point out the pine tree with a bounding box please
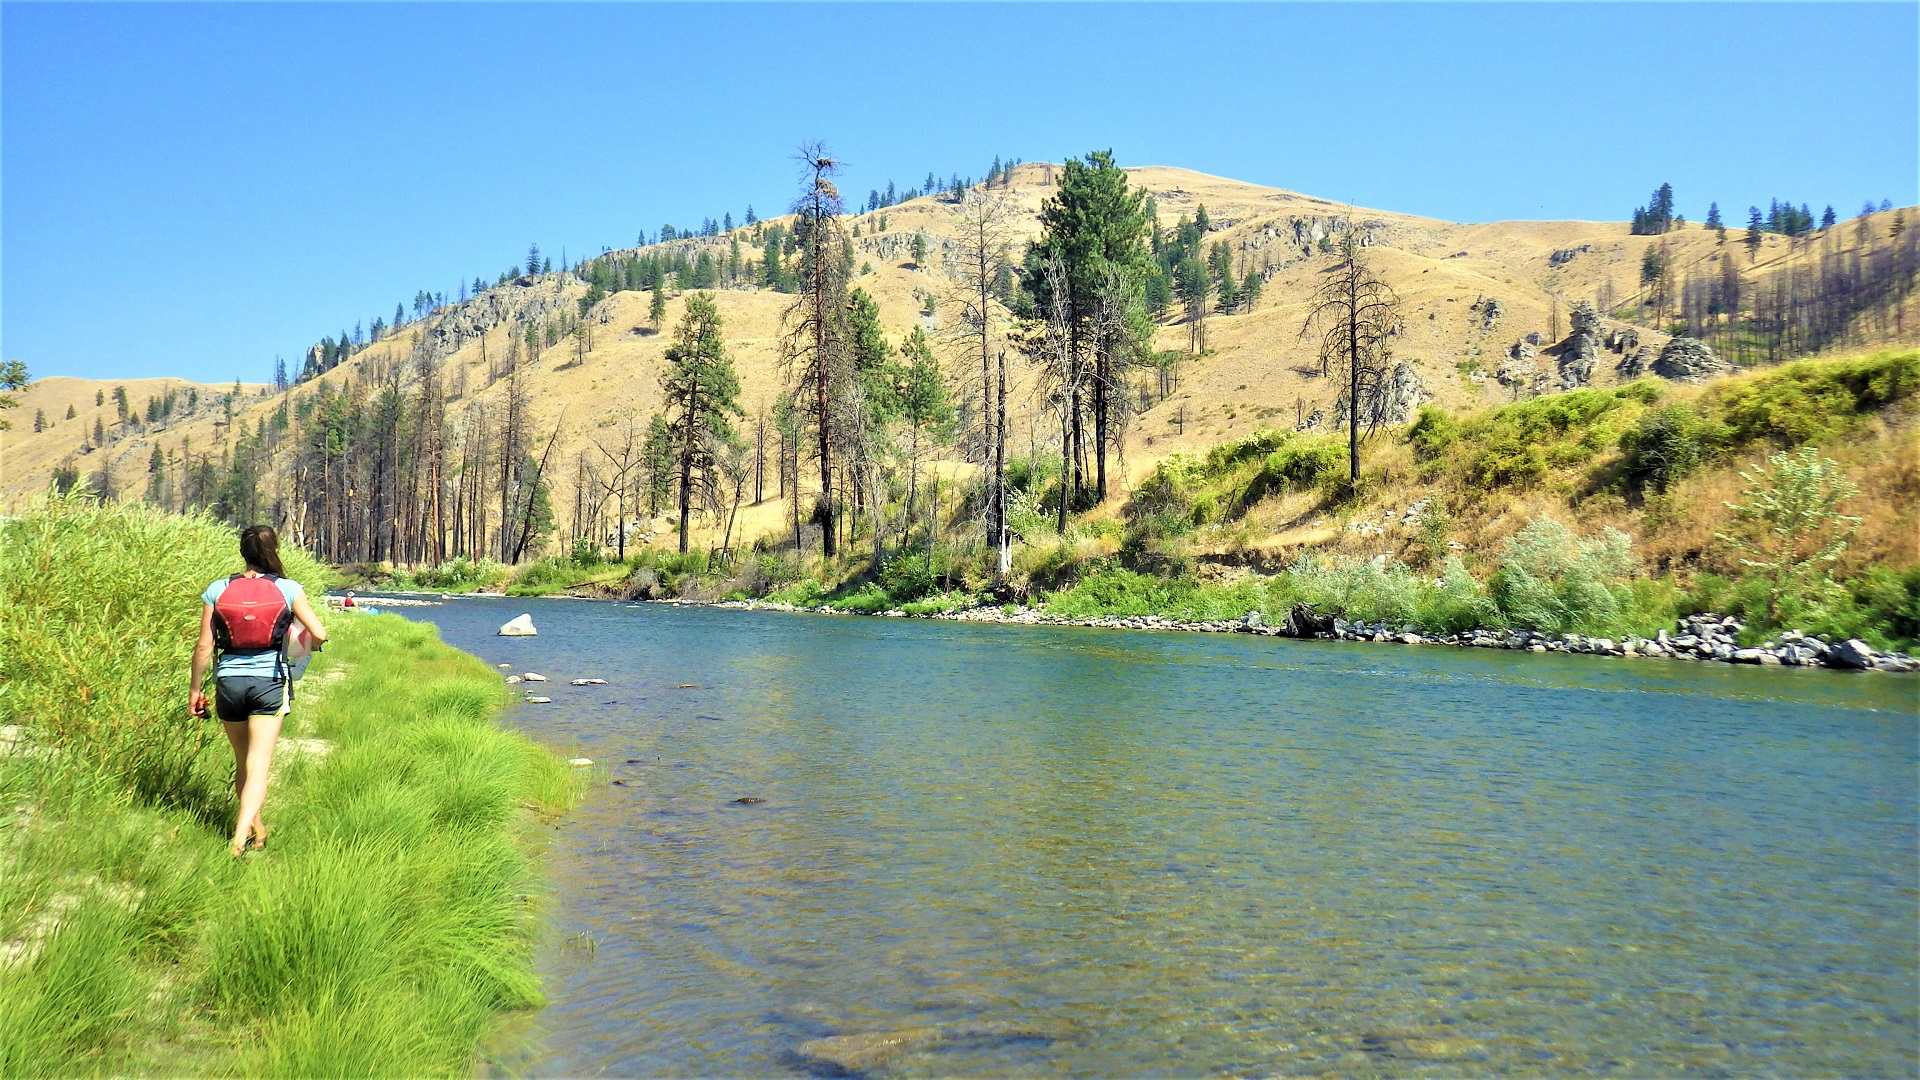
[33,408,45,432]
[1209,241,1236,313]
[660,292,743,553]
[113,386,129,422]
[96,390,105,407]
[1745,206,1764,262]
[911,232,928,266]
[525,244,542,277]
[66,404,77,420]
[1024,150,1152,503]
[895,325,955,540]
[1820,205,1836,230]
[649,278,667,327]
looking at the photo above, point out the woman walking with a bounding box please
[188,525,327,857]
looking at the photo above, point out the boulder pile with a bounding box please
[1652,337,1728,381]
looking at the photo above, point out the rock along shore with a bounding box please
[688,599,1916,674]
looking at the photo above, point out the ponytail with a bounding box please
[239,525,285,577]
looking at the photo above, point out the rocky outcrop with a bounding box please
[1607,328,1640,353]
[426,277,579,356]
[1475,298,1503,330]
[1652,336,1728,381]
[1337,359,1430,428]
[1624,344,1658,378]
[1557,300,1606,390]
[1548,245,1591,267]
[1497,343,1536,393]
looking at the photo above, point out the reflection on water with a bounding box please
[397,597,1918,1077]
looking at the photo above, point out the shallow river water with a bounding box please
[392,596,1918,1078]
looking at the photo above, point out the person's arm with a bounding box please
[189,603,216,717]
[292,591,328,646]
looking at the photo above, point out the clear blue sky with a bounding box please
[4,2,1915,384]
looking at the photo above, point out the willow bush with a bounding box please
[0,489,327,809]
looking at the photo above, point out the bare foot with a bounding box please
[249,820,269,851]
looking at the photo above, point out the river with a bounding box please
[388,596,1918,1078]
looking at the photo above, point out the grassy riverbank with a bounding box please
[0,494,572,1077]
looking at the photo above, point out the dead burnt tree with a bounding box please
[780,143,852,558]
[950,188,1017,578]
[1302,237,1400,488]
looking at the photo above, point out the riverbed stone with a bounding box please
[498,613,538,636]
[1831,638,1877,669]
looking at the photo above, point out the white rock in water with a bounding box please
[526,695,553,704]
[498,663,512,669]
[570,678,607,686]
[498,614,538,636]
[521,672,549,682]
[567,757,593,767]
[505,675,523,684]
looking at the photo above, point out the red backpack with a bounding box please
[213,574,294,654]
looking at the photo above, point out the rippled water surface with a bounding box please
[393,597,1918,1077]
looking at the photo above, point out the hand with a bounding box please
[189,690,209,719]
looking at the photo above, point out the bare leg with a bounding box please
[231,712,283,857]
[223,720,251,834]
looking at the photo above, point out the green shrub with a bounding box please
[1489,517,1645,635]
[406,557,507,592]
[828,583,893,612]
[568,536,603,567]
[879,550,938,602]
[507,556,588,594]
[1045,568,1198,619]
[1004,453,1059,495]
[1407,405,1459,461]
[1288,553,1426,626]
[1263,440,1343,489]
[766,577,828,607]
[1712,349,1920,446]
[1204,428,1292,474]
[1457,387,1640,489]
[1618,403,1731,494]
[1415,557,1502,633]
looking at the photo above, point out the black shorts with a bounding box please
[215,677,289,722]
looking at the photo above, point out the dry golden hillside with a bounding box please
[7,162,1914,559]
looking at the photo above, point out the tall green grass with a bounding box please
[0,492,572,1077]
[0,490,329,808]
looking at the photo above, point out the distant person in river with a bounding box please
[188,525,328,858]
[342,591,356,608]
